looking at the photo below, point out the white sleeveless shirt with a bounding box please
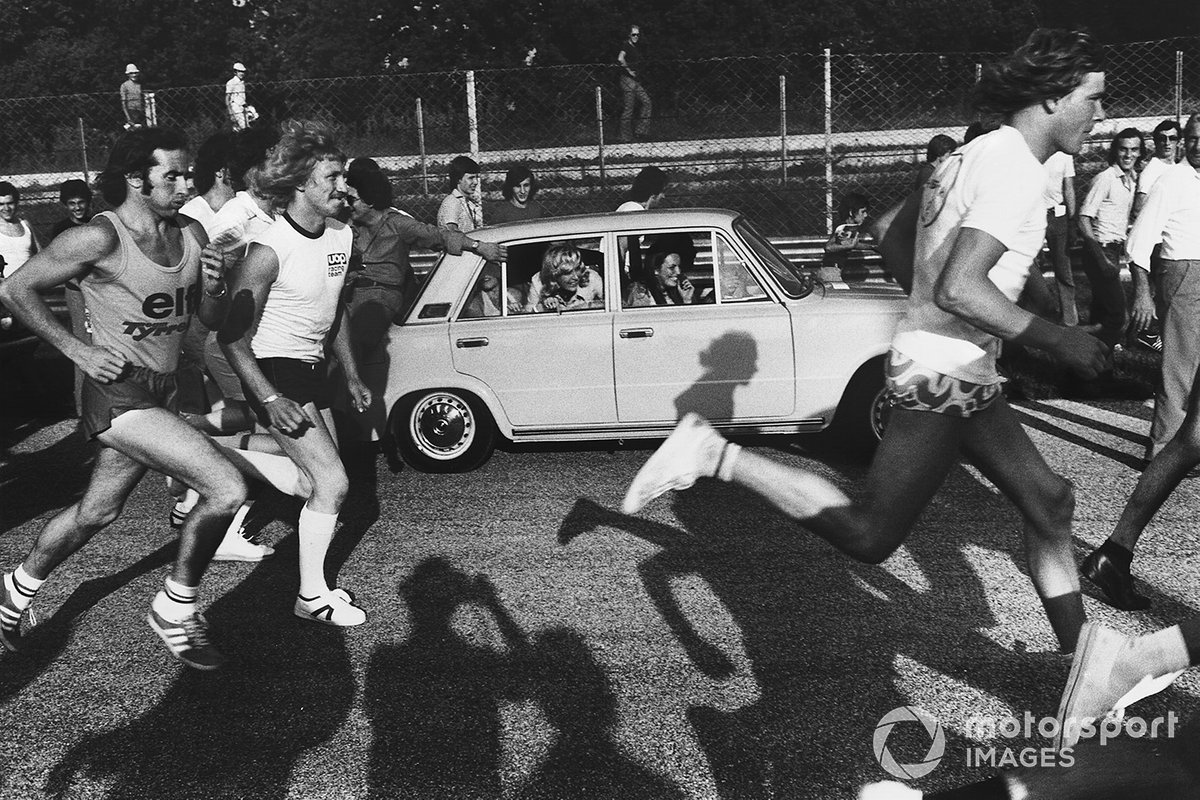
[0,219,36,277]
[250,212,352,363]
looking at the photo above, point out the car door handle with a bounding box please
[619,328,654,339]
[456,337,489,348]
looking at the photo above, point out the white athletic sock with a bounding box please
[5,565,45,611]
[221,447,307,497]
[298,504,338,598]
[152,577,198,622]
[715,442,742,481]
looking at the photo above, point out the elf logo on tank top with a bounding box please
[328,252,347,277]
[121,282,198,341]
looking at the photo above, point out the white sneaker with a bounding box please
[211,504,273,562]
[622,413,723,514]
[212,530,274,562]
[1054,622,1182,749]
[294,589,366,627]
[170,488,200,529]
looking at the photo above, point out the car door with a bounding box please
[449,235,617,429]
[613,229,796,423]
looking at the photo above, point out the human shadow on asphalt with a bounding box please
[556,475,1083,798]
[41,469,378,799]
[0,422,95,532]
[365,558,686,800]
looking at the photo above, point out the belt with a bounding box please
[354,278,403,290]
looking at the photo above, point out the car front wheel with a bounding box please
[390,390,496,473]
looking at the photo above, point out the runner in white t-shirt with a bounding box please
[622,29,1110,660]
[220,120,371,627]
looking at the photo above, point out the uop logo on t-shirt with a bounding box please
[328,252,348,277]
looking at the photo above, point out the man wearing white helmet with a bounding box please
[120,64,145,130]
[226,62,248,130]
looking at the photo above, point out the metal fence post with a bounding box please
[595,86,606,184]
[824,48,832,235]
[1176,50,1184,124]
[416,98,428,195]
[77,117,89,182]
[779,74,787,185]
[466,70,479,158]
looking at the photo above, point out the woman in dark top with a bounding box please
[489,166,545,224]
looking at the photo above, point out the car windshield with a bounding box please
[734,217,813,299]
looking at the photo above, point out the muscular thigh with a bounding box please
[99,406,242,497]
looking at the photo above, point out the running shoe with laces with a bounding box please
[622,412,724,514]
[147,608,226,670]
[212,504,274,562]
[294,589,366,627]
[1,578,26,652]
[1135,331,1163,353]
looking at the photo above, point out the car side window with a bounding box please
[713,234,767,303]
[460,237,604,319]
[622,229,715,308]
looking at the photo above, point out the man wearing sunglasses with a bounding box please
[617,25,651,143]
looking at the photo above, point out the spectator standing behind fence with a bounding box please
[51,180,95,417]
[1078,127,1143,347]
[616,25,651,143]
[0,182,41,278]
[489,166,545,224]
[120,64,145,129]
[437,156,484,233]
[1043,150,1078,325]
[914,134,956,189]
[226,62,248,130]
[1128,119,1183,353]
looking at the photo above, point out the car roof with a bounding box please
[471,208,743,242]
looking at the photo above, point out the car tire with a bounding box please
[390,390,497,473]
[830,358,890,457]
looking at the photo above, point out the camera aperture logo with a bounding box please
[873,706,946,779]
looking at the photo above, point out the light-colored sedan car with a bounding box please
[356,208,906,472]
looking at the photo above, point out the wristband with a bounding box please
[262,394,280,405]
[205,283,227,298]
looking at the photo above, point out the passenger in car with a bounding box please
[715,260,766,301]
[625,250,695,307]
[523,248,600,314]
[461,262,523,318]
[533,242,604,312]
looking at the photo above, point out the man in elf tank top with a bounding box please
[0,127,241,670]
[219,120,372,627]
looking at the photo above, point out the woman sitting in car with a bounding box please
[533,242,604,313]
[624,250,696,307]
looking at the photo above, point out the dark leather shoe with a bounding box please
[1081,550,1151,611]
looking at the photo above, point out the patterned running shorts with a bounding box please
[885,350,1001,418]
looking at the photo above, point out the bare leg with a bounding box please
[959,396,1083,651]
[1110,389,1200,552]
[730,407,965,563]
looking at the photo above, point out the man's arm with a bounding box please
[395,215,508,262]
[0,222,127,383]
[217,242,307,434]
[182,218,231,330]
[934,228,1108,377]
[1128,261,1155,333]
[328,301,371,413]
[618,48,634,76]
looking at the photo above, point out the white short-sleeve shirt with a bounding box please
[891,125,1047,384]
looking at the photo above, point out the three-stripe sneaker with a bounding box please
[147,608,226,670]
[1,577,27,652]
[294,589,366,627]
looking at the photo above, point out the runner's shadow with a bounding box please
[364,558,525,800]
[42,533,354,800]
[0,424,94,532]
[512,627,686,800]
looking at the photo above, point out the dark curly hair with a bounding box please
[501,166,538,202]
[97,127,189,206]
[974,29,1105,116]
[1107,128,1144,165]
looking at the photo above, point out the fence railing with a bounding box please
[3,37,1198,238]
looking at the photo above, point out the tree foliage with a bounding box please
[0,0,1195,98]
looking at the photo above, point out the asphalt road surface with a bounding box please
[2,392,1199,799]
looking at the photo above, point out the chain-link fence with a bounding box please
[3,37,1198,238]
